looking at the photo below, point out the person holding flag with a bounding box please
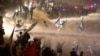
[55,16,63,31]
[20,29,30,50]
[78,16,84,32]
[19,21,37,49]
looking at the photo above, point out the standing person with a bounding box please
[30,5,36,20]
[80,51,83,56]
[70,48,78,56]
[27,0,36,20]
[0,16,5,45]
[20,29,30,50]
[42,47,54,56]
[12,41,22,56]
[51,49,57,56]
[22,38,38,56]
[79,16,84,32]
[56,42,64,56]
[0,16,5,56]
[34,38,42,56]
[3,43,11,56]
[12,41,18,56]
[23,5,29,20]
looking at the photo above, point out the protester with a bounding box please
[56,42,64,56]
[78,16,84,31]
[3,43,11,56]
[0,45,4,56]
[12,41,22,56]
[70,48,78,56]
[80,51,84,56]
[0,16,5,45]
[42,47,54,56]
[0,16,5,56]
[22,5,28,19]
[33,38,41,56]
[22,38,38,56]
[12,41,18,56]
[51,49,57,56]
[19,29,30,50]
[30,6,36,20]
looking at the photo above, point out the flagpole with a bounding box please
[8,26,15,43]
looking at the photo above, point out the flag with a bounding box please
[55,16,61,24]
[8,26,15,43]
[25,21,37,33]
[76,44,80,56]
[55,16,63,31]
[88,46,94,56]
[22,21,37,36]
[55,16,63,27]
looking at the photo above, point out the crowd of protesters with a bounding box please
[0,14,85,56]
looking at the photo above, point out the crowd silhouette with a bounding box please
[1,14,90,56]
[0,15,86,56]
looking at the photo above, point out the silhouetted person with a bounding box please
[0,28,5,45]
[22,38,38,56]
[12,41,19,56]
[30,6,36,20]
[0,16,5,45]
[79,16,84,31]
[70,48,78,56]
[20,29,30,49]
[22,5,29,19]
[80,51,83,56]
[0,16,5,56]
[56,42,64,56]
[42,47,54,56]
[34,38,41,56]
[0,45,4,56]
[51,49,57,56]
[3,43,11,56]
[12,41,22,56]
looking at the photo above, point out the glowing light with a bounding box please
[3,17,15,38]
[15,9,19,12]
[74,6,78,9]
[24,2,28,7]
[94,3,97,6]
[62,8,65,11]
[90,5,94,8]
[5,11,14,18]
